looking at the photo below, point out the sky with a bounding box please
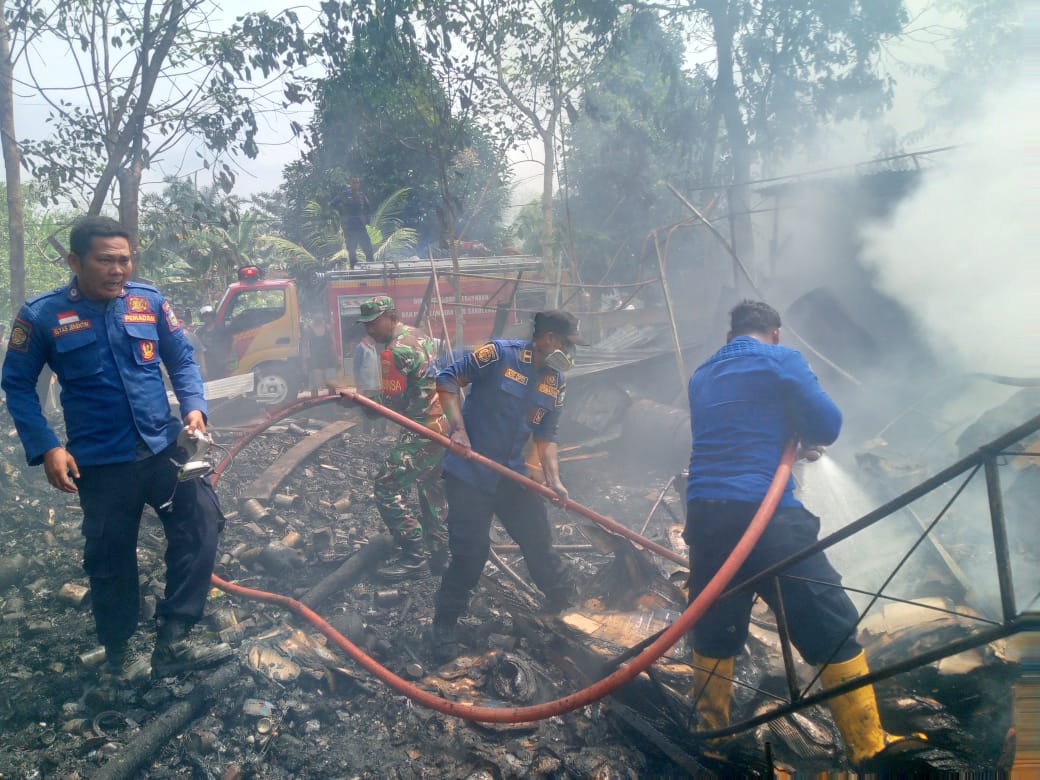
[9,1,1002,207]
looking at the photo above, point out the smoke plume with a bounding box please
[859,84,1037,377]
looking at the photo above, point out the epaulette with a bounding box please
[125,280,160,294]
[25,285,69,307]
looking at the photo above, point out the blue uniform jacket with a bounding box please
[686,336,841,508]
[1,279,206,467]
[437,339,565,493]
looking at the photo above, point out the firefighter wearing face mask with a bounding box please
[428,310,586,663]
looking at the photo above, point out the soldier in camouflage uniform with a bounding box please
[357,296,448,580]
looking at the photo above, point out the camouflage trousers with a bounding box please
[373,431,448,552]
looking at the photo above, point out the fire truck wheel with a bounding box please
[254,364,301,406]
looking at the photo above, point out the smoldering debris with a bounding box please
[0,399,1027,777]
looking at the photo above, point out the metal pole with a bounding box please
[985,456,1018,623]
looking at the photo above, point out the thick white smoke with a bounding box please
[859,84,1037,377]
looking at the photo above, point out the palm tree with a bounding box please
[258,187,418,276]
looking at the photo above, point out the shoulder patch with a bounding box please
[7,318,32,352]
[474,342,499,368]
[161,300,181,331]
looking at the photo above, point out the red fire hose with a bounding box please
[336,388,689,566]
[209,393,797,722]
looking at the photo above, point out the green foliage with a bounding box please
[0,186,70,322]
[18,1,312,213]
[563,10,713,281]
[257,188,419,279]
[280,9,510,254]
[137,179,281,308]
[727,0,908,159]
[915,0,1022,131]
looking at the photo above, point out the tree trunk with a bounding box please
[709,2,755,289]
[0,1,26,314]
[540,123,557,308]
[116,123,144,252]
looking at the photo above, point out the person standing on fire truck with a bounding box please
[331,177,375,270]
[683,299,924,768]
[356,296,448,580]
[0,216,231,682]
[428,311,584,663]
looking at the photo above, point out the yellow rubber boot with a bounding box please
[820,650,923,765]
[692,652,735,733]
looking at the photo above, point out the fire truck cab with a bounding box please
[212,256,543,405]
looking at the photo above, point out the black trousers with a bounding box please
[344,227,374,268]
[434,473,571,618]
[76,448,225,648]
[684,499,861,665]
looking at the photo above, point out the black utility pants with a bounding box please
[76,448,224,648]
[684,499,861,665]
[435,473,571,619]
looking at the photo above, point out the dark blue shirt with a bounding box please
[1,279,206,467]
[437,339,565,493]
[686,336,841,508]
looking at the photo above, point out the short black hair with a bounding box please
[69,216,130,258]
[729,300,781,336]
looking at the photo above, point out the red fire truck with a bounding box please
[209,255,544,404]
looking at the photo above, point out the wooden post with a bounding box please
[653,233,687,399]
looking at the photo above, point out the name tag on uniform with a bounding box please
[504,367,528,385]
[124,313,158,324]
[52,320,92,337]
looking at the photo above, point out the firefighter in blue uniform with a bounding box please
[428,310,586,662]
[1,216,230,680]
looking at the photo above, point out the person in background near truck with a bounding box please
[428,310,585,663]
[352,330,382,434]
[179,308,206,379]
[331,177,375,270]
[683,299,925,768]
[0,215,231,683]
[303,313,339,396]
[197,304,230,380]
[354,295,448,580]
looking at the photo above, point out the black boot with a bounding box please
[427,541,449,576]
[427,613,459,665]
[151,618,233,678]
[378,541,430,581]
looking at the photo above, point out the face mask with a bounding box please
[544,348,575,373]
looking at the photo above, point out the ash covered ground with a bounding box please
[0,397,694,779]
[0,394,1023,778]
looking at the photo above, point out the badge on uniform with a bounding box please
[474,342,499,368]
[520,349,533,364]
[128,296,151,313]
[139,340,157,361]
[7,318,31,352]
[161,300,181,331]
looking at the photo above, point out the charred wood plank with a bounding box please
[92,662,247,780]
[243,419,356,501]
[303,533,394,611]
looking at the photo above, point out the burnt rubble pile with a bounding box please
[0,400,1024,777]
[0,405,665,779]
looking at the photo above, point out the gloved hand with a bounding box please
[797,443,826,462]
